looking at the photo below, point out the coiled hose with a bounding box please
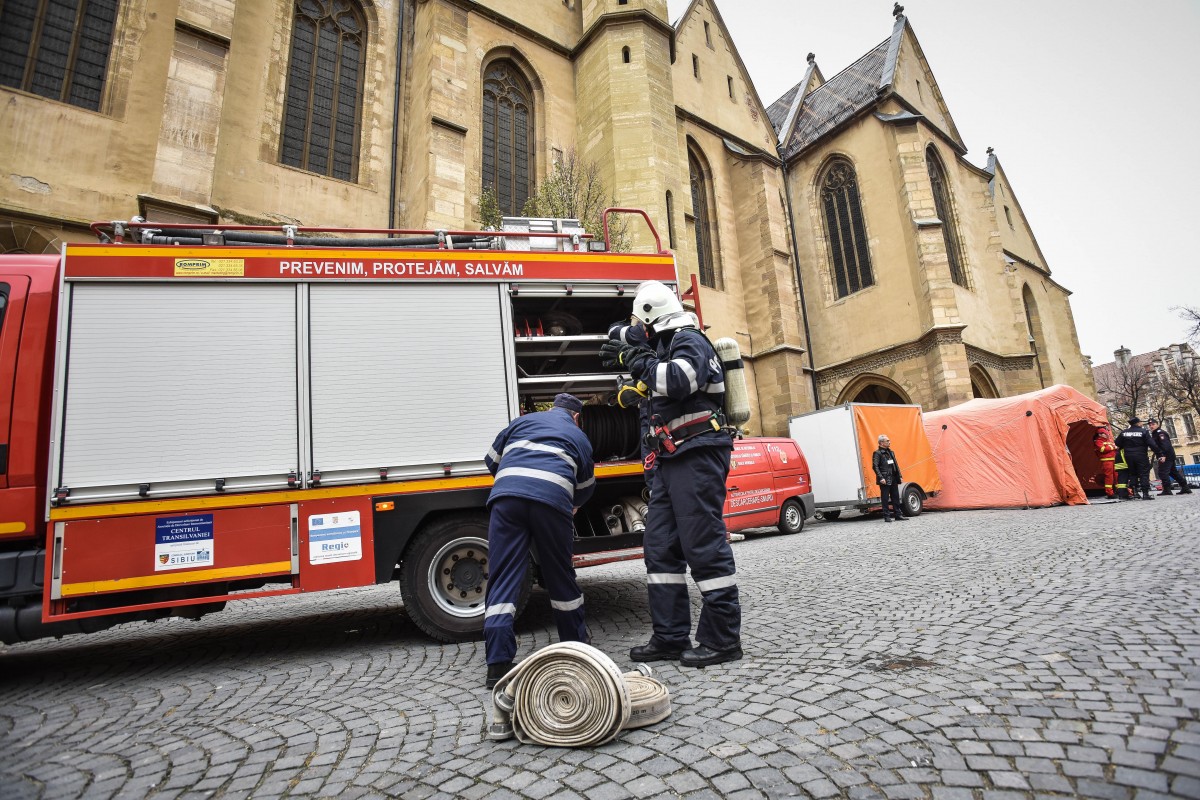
[488,642,671,747]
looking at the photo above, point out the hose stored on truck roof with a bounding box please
[488,642,671,747]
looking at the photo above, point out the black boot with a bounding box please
[1142,492,1154,500]
[485,661,513,689]
[679,643,743,668]
[630,640,689,662]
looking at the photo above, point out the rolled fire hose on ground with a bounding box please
[488,641,672,747]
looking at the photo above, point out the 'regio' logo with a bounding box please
[176,259,210,271]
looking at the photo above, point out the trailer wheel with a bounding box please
[400,513,530,643]
[902,486,924,517]
[777,499,805,535]
[817,510,841,521]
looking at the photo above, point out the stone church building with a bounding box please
[0,0,1094,436]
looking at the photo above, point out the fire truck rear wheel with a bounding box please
[400,513,531,643]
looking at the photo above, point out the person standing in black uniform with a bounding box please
[1115,417,1162,500]
[872,434,908,522]
[600,281,741,668]
[1148,419,1193,495]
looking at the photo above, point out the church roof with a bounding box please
[766,85,801,134]
[777,37,890,159]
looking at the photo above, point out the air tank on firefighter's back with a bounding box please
[713,337,750,429]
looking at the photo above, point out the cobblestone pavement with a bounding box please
[2,497,1199,800]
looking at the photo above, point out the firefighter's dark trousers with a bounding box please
[1158,460,1192,492]
[1127,451,1152,497]
[644,444,740,652]
[484,497,588,666]
[1116,468,1130,499]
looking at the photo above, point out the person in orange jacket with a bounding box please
[1093,427,1118,499]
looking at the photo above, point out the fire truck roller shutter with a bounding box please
[57,283,299,499]
[307,284,512,484]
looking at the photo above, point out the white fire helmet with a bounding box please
[632,281,689,330]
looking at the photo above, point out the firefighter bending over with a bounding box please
[482,393,596,688]
[600,281,742,668]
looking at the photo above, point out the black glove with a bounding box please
[599,340,654,372]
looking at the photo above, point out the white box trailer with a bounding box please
[787,403,941,520]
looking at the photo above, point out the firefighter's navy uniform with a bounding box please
[1116,419,1161,500]
[482,396,595,683]
[605,299,740,667]
[1093,429,1117,498]
[638,325,739,660]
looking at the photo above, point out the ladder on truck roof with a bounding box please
[89,208,666,254]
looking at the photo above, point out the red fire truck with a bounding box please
[0,212,693,645]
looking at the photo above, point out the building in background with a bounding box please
[0,0,1093,434]
[1093,344,1200,466]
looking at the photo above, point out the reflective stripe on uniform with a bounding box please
[647,573,687,584]
[495,467,574,494]
[667,411,711,432]
[703,381,725,394]
[576,476,595,491]
[486,603,516,618]
[695,574,737,592]
[487,446,501,462]
[672,359,699,394]
[550,595,585,611]
[505,439,577,471]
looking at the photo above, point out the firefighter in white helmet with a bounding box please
[599,280,742,668]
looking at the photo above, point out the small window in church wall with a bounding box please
[704,21,713,48]
[1004,205,1014,228]
[819,159,873,299]
[622,47,630,64]
[482,60,534,216]
[0,0,119,111]
[926,146,968,288]
[692,54,700,79]
[280,0,367,182]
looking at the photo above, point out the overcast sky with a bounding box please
[666,0,1200,366]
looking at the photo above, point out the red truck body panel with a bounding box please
[0,255,59,546]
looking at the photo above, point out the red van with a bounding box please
[724,438,815,534]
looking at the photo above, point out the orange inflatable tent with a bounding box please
[923,385,1109,510]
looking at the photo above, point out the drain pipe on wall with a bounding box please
[782,160,821,409]
[388,2,407,229]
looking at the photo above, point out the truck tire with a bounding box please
[400,513,531,643]
[817,510,841,521]
[777,499,805,535]
[902,486,924,517]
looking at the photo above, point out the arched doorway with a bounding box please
[970,364,999,399]
[837,374,912,406]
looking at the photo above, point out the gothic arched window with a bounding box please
[927,147,967,287]
[820,159,873,298]
[482,60,534,216]
[0,0,118,111]
[281,0,366,181]
[689,148,717,288]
